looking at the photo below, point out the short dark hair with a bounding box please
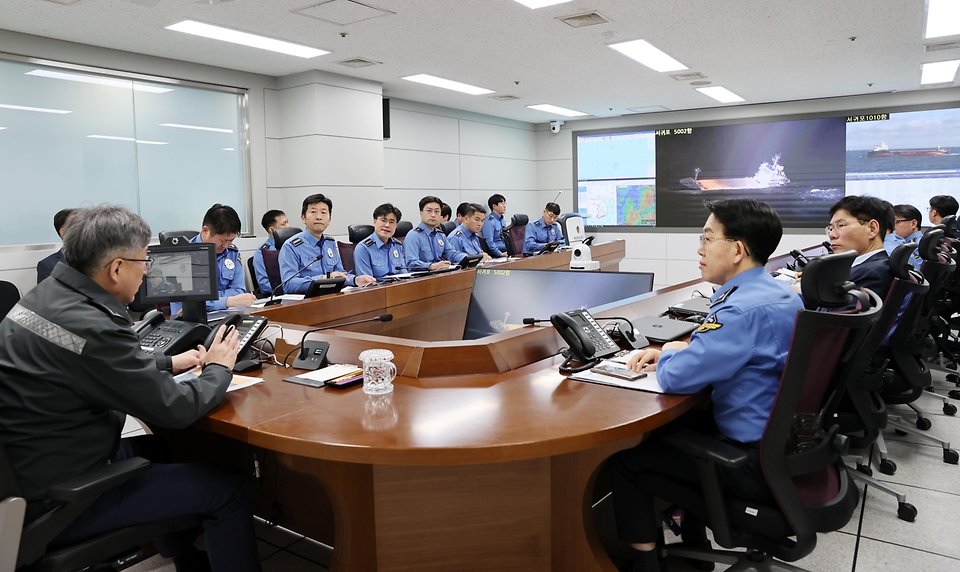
[456,202,470,218]
[302,194,333,216]
[419,196,444,211]
[440,203,452,220]
[202,203,241,236]
[260,209,286,232]
[373,203,402,221]
[893,204,922,228]
[704,199,782,265]
[930,195,959,217]
[488,194,506,209]
[544,202,561,216]
[829,196,895,236]
[53,208,75,233]
[464,203,487,218]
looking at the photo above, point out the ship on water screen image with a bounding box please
[655,117,847,228]
[846,108,960,212]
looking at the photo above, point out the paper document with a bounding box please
[291,364,363,384]
[173,368,264,392]
[568,361,665,393]
[251,294,305,307]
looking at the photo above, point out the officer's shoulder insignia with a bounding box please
[695,312,722,333]
[709,286,738,307]
[363,238,375,246]
[260,243,270,250]
[454,230,462,236]
[227,244,239,251]
[487,214,494,221]
[414,226,424,232]
[534,220,542,226]
[290,237,304,247]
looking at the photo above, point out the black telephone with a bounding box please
[136,311,268,359]
[550,309,621,373]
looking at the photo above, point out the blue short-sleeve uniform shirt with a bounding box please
[402,222,466,271]
[353,233,406,280]
[278,230,354,293]
[523,217,562,254]
[446,223,483,256]
[482,213,506,257]
[170,234,247,315]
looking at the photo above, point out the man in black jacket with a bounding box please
[0,205,260,572]
[825,195,896,299]
[35,208,75,284]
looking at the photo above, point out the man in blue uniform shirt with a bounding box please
[448,203,492,260]
[170,204,255,316]
[353,203,407,280]
[611,199,803,572]
[403,195,467,271]
[251,209,289,295]
[883,204,923,270]
[482,194,508,258]
[278,194,375,293]
[36,208,75,284]
[523,202,563,254]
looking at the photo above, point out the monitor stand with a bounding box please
[180,300,208,325]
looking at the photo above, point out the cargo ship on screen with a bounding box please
[680,154,791,191]
[867,142,948,158]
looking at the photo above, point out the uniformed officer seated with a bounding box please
[278,193,375,293]
[482,193,508,258]
[170,204,256,316]
[611,198,803,572]
[883,204,923,271]
[523,202,563,255]
[147,268,179,295]
[252,209,290,295]
[447,203,492,261]
[440,202,452,223]
[353,203,407,281]
[0,205,261,572]
[36,207,76,284]
[928,194,959,226]
[403,195,468,272]
[455,202,469,226]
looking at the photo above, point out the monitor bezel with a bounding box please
[139,242,218,304]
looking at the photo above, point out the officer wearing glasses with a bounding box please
[354,203,407,281]
[883,204,923,270]
[523,202,563,255]
[825,196,896,300]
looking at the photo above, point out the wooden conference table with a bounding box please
[179,241,719,571]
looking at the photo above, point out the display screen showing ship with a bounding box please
[575,130,656,227]
[654,117,847,228]
[845,108,960,212]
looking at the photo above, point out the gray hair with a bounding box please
[62,205,152,276]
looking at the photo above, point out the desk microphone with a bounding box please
[265,253,322,306]
[821,241,834,254]
[522,317,551,325]
[292,313,393,370]
[789,249,810,269]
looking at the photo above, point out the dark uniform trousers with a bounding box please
[608,411,773,544]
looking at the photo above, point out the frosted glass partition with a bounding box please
[0,56,249,246]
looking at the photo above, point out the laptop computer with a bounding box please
[668,296,713,318]
[631,316,699,344]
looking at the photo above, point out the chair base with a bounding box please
[665,545,809,572]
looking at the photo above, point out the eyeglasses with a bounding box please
[894,219,911,225]
[121,257,154,271]
[824,219,868,235]
[423,208,441,215]
[698,235,737,247]
[376,217,398,225]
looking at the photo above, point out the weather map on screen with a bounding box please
[576,131,656,226]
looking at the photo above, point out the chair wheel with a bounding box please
[856,464,873,477]
[879,459,897,475]
[944,449,959,465]
[898,502,918,522]
[894,429,908,436]
[945,403,958,416]
[917,417,932,431]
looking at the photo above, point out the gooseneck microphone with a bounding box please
[291,314,393,370]
[522,317,551,325]
[821,241,834,254]
[789,249,810,269]
[265,253,323,306]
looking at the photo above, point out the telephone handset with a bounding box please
[136,311,268,359]
[550,309,620,373]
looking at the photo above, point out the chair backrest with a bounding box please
[348,225,374,245]
[394,221,413,241]
[245,255,260,297]
[338,241,356,273]
[157,229,198,245]
[0,497,26,572]
[261,250,282,292]
[0,282,21,320]
[440,221,457,236]
[273,227,301,250]
[503,214,528,256]
[799,251,859,308]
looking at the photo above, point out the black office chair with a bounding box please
[501,214,528,257]
[338,241,356,273]
[394,221,413,242]
[0,280,21,319]
[273,226,301,250]
[157,230,198,246]
[440,221,457,236]
[348,225,374,245]
[246,256,262,298]
[649,252,880,571]
[0,441,200,572]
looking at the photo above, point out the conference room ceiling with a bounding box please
[1,0,951,124]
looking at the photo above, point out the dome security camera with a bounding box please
[550,120,564,133]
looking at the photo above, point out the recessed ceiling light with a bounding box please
[222,147,235,151]
[513,0,572,8]
[527,104,587,117]
[166,20,329,58]
[26,70,172,93]
[921,60,960,84]
[608,39,687,73]
[0,103,72,114]
[925,0,960,39]
[0,127,6,130]
[401,74,494,95]
[695,86,745,103]
[160,123,234,133]
[87,135,169,145]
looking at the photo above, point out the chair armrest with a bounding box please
[45,458,151,503]
[661,428,749,468]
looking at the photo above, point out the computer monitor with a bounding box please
[139,242,218,324]
[463,268,655,340]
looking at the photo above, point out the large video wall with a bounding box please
[574,105,960,229]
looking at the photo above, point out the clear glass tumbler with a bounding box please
[360,349,396,395]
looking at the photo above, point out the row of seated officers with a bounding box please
[5,193,957,572]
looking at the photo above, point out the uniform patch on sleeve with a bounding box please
[290,237,304,247]
[8,304,86,354]
[695,313,722,333]
[534,220,542,226]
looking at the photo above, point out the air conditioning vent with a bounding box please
[293,0,394,26]
[337,57,381,68]
[690,80,712,86]
[490,95,521,101]
[558,11,610,28]
[626,105,670,114]
[671,72,707,81]
[925,41,960,52]
[41,0,83,5]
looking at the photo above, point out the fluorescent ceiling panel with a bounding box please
[222,147,235,151]
[513,0,572,8]
[926,0,960,39]
[87,135,168,145]
[160,123,234,133]
[26,70,172,93]
[921,60,960,84]
[0,103,72,114]
[401,74,494,95]
[608,39,687,73]
[166,20,329,58]
[527,104,587,117]
[695,86,745,103]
